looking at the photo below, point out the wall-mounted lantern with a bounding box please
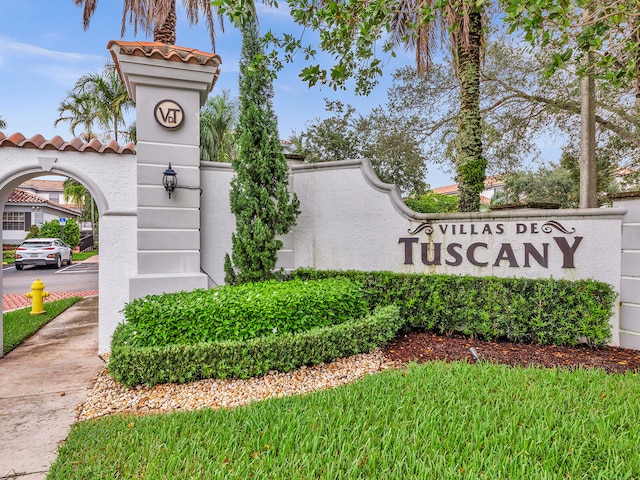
[162,163,177,199]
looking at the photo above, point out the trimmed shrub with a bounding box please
[2,249,16,262]
[288,269,616,347]
[109,270,615,387]
[109,304,402,387]
[121,278,369,347]
[39,218,80,247]
[25,224,39,239]
[405,191,458,213]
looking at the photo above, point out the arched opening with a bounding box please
[1,171,101,356]
[0,146,138,356]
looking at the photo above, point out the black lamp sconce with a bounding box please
[162,163,178,199]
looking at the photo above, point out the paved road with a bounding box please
[2,256,99,310]
[2,263,98,295]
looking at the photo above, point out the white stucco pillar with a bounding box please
[109,41,221,299]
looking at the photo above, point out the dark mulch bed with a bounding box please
[382,330,640,374]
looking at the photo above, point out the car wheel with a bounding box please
[55,255,62,269]
[67,256,72,265]
[15,264,23,270]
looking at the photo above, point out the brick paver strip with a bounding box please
[3,291,99,312]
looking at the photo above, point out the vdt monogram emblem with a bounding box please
[154,100,184,130]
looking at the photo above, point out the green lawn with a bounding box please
[2,297,82,354]
[49,361,640,479]
[72,250,98,262]
[2,250,97,265]
[2,249,16,264]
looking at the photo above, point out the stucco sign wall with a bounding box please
[399,216,621,288]
[288,159,623,289]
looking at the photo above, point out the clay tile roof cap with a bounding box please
[107,40,222,68]
[0,132,136,155]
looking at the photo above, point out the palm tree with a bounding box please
[74,0,222,50]
[63,178,88,209]
[200,90,238,162]
[64,178,99,245]
[0,115,6,130]
[390,0,486,211]
[54,90,100,140]
[56,63,134,142]
[75,64,134,143]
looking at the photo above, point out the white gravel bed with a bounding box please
[76,350,397,421]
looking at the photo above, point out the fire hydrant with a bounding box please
[25,278,49,315]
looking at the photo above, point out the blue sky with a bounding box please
[0,0,455,187]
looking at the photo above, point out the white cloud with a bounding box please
[0,35,103,64]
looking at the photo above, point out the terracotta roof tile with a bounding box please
[42,136,66,150]
[64,137,86,151]
[7,188,81,215]
[432,176,506,196]
[107,40,222,68]
[432,184,459,195]
[102,140,122,153]
[5,132,26,145]
[8,189,49,204]
[19,179,64,191]
[0,132,136,154]
[81,138,102,153]
[19,134,47,149]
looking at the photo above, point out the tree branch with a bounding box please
[482,74,640,148]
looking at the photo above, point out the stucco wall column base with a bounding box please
[620,331,640,350]
[129,273,208,299]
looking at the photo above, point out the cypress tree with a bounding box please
[224,12,300,284]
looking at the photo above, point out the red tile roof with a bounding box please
[0,132,135,154]
[7,188,81,215]
[7,189,49,205]
[432,184,459,195]
[432,176,505,196]
[19,179,64,192]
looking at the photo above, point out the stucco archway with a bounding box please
[0,138,138,355]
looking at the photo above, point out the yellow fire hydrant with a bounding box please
[25,278,49,315]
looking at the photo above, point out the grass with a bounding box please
[48,361,640,479]
[2,249,97,265]
[73,250,98,262]
[2,249,16,264]
[2,297,82,354]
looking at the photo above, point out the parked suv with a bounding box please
[14,238,73,270]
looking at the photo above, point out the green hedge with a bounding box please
[2,249,16,262]
[109,270,615,387]
[288,269,616,347]
[109,305,402,387]
[121,278,368,347]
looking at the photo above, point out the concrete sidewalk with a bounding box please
[0,296,104,479]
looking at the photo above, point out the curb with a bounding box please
[3,291,99,313]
